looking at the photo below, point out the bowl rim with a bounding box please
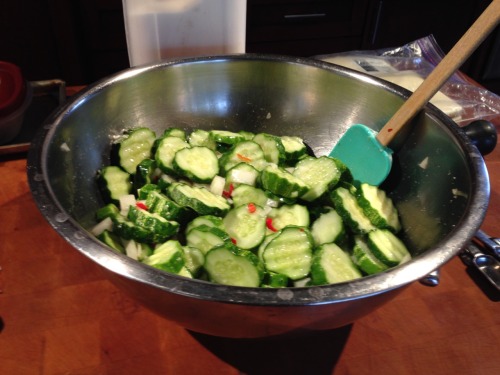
[27,53,490,306]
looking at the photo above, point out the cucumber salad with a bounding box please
[92,127,411,288]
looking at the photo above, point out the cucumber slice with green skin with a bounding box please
[96,166,132,205]
[310,207,345,246]
[162,127,186,140]
[156,174,177,192]
[127,206,180,243]
[261,272,289,288]
[330,186,376,234]
[96,203,120,221]
[352,235,389,275]
[155,136,190,174]
[260,164,310,199]
[231,185,268,208]
[262,226,314,280]
[134,158,158,190]
[188,129,217,150]
[112,127,156,174]
[252,133,286,165]
[367,229,411,267]
[267,204,310,231]
[167,183,230,217]
[356,183,401,232]
[181,246,205,277]
[225,162,260,188]
[280,135,307,163]
[209,130,246,146]
[204,243,264,287]
[310,243,362,285]
[218,140,268,174]
[257,232,280,262]
[137,183,161,200]
[112,214,152,242]
[173,146,219,183]
[186,224,231,254]
[185,215,224,234]
[223,203,267,250]
[293,156,342,201]
[123,239,153,261]
[97,230,125,253]
[143,240,185,273]
[238,131,255,140]
[146,190,194,223]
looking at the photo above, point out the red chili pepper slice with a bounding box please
[236,153,252,162]
[231,238,237,245]
[136,202,148,210]
[266,217,278,232]
[223,183,234,198]
[247,203,256,213]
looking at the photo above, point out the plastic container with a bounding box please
[122,0,247,67]
[0,61,32,145]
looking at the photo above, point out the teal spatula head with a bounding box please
[329,124,393,186]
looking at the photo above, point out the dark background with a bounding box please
[1,0,499,94]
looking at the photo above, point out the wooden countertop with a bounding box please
[0,117,499,375]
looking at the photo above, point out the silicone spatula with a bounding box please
[329,0,500,186]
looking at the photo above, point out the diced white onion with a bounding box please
[91,217,113,236]
[210,175,226,196]
[265,198,279,208]
[123,239,140,260]
[119,194,137,216]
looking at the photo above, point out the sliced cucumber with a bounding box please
[127,206,180,243]
[267,204,310,231]
[185,215,224,234]
[310,207,345,246]
[143,240,185,273]
[145,190,193,223]
[97,230,125,253]
[259,164,310,199]
[188,129,217,150]
[352,235,389,275]
[137,183,161,200]
[204,243,264,287]
[293,156,341,201]
[330,186,376,234]
[367,229,411,267]
[252,133,286,165]
[96,203,120,221]
[167,183,230,216]
[231,185,268,208]
[356,183,401,232]
[162,127,186,140]
[218,140,267,174]
[209,130,246,146]
[173,146,219,183]
[223,203,267,250]
[310,243,362,285]
[134,158,158,190]
[262,226,313,280]
[155,136,190,174]
[280,135,307,163]
[96,166,132,205]
[112,127,156,174]
[181,246,205,276]
[261,272,289,288]
[225,162,260,188]
[186,224,230,254]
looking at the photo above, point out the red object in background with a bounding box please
[0,61,26,117]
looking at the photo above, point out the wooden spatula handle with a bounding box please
[376,0,500,147]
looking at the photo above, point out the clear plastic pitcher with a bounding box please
[122,0,247,66]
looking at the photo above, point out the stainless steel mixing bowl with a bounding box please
[27,54,489,338]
